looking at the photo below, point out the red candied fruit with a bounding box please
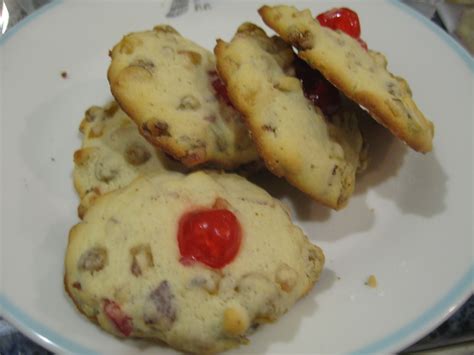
[316,7,367,50]
[316,7,361,38]
[294,57,340,116]
[103,299,133,336]
[178,209,242,269]
[208,70,233,106]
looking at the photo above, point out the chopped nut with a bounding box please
[125,143,151,166]
[223,305,250,336]
[188,272,221,294]
[94,160,119,183]
[73,149,90,165]
[131,59,155,73]
[130,244,154,276]
[178,95,201,110]
[275,263,298,292]
[88,123,104,138]
[78,247,107,272]
[85,107,101,122]
[178,50,202,65]
[141,120,171,138]
[287,28,313,50]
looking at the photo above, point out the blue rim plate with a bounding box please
[1,1,472,353]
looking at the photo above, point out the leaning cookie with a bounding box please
[108,25,259,169]
[215,23,364,209]
[73,102,183,218]
[64,171,324,353]
[259,5,434,153]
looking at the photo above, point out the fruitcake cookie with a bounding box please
[215,23,364,209]
[65,171,325,353]
[108,25,259,168]
[259,5,434,152]
[73,101,183,218]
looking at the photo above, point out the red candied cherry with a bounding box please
[103,299,133,336]
[294,58,340,116]
[208,70,233,106]
[316,7,361,38]
[178,209,242,269]
[317,7,368,50]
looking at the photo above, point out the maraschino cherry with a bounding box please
[178,209,242,269]
[316,7,368,49]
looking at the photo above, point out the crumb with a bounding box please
[61,71,68,79]
[337,276,341,280]
[51,157,56,162]
[369,208,374,213]
[365,275,377,288]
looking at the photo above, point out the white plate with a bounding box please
[0,0,472,353]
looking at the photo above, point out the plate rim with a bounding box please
[0,0,472,354]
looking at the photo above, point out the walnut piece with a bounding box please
[94,160,119,183]
[130,244,154,276]
[141,121,171,138]
[125,143,151,166]
[287,29,313,50]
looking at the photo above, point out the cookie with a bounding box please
[64,171,324,353]
[108,25,259,169]
[73,101,183,218]
[259,5,434,152]
[215,23,364,209]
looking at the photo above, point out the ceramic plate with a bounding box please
[0,0,472,353]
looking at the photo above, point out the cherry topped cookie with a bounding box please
[259,5,434,152]
[108,25,259,169]
[64,171,324,353]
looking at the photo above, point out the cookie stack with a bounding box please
[64,4,434,353]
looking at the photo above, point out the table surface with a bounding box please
[0,0,473,354]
